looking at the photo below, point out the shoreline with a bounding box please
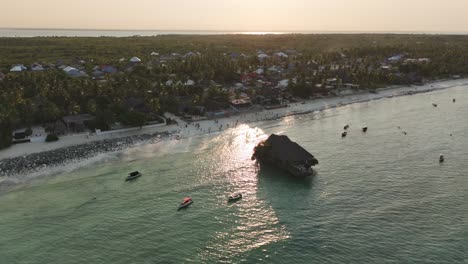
[0,131,175,178]
[0,78,467,178]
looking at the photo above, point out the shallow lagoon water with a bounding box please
[0,86,467,263]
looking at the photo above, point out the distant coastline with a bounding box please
[2,28,468,38]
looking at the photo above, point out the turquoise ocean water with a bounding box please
[0,86,467,263]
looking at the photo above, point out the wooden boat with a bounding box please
[178,197,193,210]
[125,171,142,181]
[228,193,242,202]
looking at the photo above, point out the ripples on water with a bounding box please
[0,87,467,264]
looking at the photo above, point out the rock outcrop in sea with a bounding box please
[251,134,318,177]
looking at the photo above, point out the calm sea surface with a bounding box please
[0,29,287,37]
[0,87,467,263]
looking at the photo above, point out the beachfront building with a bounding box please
[12,128,28,142]
[11,127,48,144]
[123,98,151,113]
[343,83,360,90]
[230,97,252,108]
[62,114,95,133]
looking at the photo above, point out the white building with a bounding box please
[129,57,142,63]
[10,65,27,72]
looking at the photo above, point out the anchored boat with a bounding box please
[178,197,193,210]
[228,193,242,202]
[125,171,142,181]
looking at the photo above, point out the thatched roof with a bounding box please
[263,134,315,163]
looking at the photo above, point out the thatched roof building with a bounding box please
[252,134,318,177]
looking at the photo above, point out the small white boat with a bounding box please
[228,193,242,202]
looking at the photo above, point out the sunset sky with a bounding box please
[2,0,468,32]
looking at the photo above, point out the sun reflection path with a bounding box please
[195,125,291,261]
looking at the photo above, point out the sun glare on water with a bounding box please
[236,31,286,35]
[195,125,290,260]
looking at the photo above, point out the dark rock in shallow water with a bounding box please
[0,131,173,177]
[251,134,318,177]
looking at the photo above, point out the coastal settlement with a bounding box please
[1,35,467,150]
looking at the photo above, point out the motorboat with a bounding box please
[439,155,444,163]
[228,193,242,202]
[125,171,142,181]
[178,197,193,210]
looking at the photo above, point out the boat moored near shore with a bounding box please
[125,171,142,181]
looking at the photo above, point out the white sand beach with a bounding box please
[1,78,467,160]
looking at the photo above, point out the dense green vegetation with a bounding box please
[45,134,59,142]
[1,34,468,67]
[1,34,468,149]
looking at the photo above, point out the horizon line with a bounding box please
[1,27,468,35]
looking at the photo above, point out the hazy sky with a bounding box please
[2,0,468,32]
